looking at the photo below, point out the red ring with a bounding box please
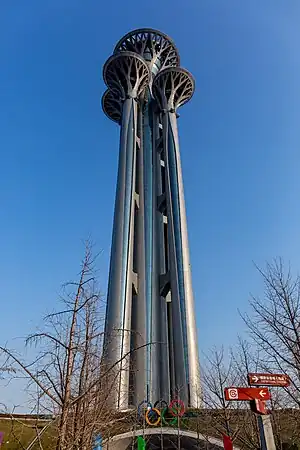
[169,399,185,417]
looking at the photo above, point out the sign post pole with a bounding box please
[257,416,267,450]
[257,415,276,450]
[247,373,281,450]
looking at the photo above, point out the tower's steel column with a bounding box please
[152,108,171,402]
[153,68,201,407]
[169,112,201,407]
[143,92,163,402]
[130,102,147,407]
[102,52,150,408]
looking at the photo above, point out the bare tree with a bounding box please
[201,345,260,450]
[0,242,139,450]
[229,336,300,450]
[242,259,300,401]
[242,258,300,447]
[202,346,238,434]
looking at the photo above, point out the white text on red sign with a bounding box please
[248,373,290,387]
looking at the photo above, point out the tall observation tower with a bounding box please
[102,29,201,410]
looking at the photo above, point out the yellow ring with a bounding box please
[145,407,161,426]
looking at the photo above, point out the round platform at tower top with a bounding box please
[113,28,180,75]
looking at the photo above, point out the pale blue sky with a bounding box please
[0,0,300,410]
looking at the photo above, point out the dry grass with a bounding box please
[0,419,56,450]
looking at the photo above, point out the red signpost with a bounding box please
[224,387,271,401]
[248,373,290,387]
[225,373,289,450]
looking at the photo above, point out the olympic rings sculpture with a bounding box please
[137,399,186,427]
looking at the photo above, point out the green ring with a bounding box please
[161,407,178,426]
